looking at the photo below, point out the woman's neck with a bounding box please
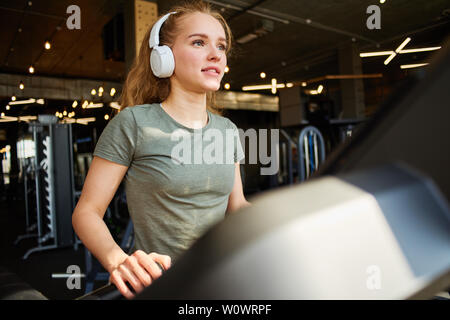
[162,86,209,129]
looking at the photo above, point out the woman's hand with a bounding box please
[109,250,171,299]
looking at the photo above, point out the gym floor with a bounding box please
[1,197,105,300]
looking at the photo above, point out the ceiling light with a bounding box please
[36,99,44,105]
[380,0,386,3]
[271,79,277,94]
[75,117,96,125]
[224,83,230,90]
[63,111,67,116]
[384,53,396,65]
[1,113,5,117]
[317,85,324,93]
[301,82,307,87]
[6,105,10,110]
[360,51,394,57]
[91,89,96,95]
[242,84,286,91]
[286,83,294,88]
[384,37,411,65]
[86,102,104,109]
[44,41,51,50]
[11,95,16,101]
[395,38,411,53]
[29,65,35,74]
[19,81,24,90]
[9,98,36,105]
[224,66,229,73]
[110,88,116,96]
[98,86,104,93]
[109,102,121,110]
[400,63,429,69]
[260,72,266,79]
[82,100,89,109]
[399,46,441,54]
[72,101,78,108]
[104,114,110,120]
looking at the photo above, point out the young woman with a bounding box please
[72,1,249,299]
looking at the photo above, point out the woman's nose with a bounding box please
[207,45,222,61]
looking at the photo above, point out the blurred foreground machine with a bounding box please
[135,42,450,299]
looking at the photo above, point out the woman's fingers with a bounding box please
[110,269,135,299]
[109,251,172,299]
[118,263,144,293]
[134,250,161,282]
[126,254,152,287]
[150,252,172,271]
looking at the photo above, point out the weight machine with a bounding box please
[15,116,76,259]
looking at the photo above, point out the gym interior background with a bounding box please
[0,0,449,300]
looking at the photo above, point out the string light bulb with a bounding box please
[44,41,51,50]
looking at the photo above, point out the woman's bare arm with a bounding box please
[72,156,171,298]
[72,156,130,273]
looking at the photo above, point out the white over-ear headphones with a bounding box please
[149,12,177,78]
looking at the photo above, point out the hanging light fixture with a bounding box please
[28,65,35,74]
[44,41,51,50]
[19,81,24,90]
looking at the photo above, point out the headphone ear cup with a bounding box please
[150,45,175,78]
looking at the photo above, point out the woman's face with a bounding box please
[170,12,228,93]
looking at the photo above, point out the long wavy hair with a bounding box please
[118,0,233,115]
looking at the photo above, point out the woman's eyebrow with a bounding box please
[187,33,226,42]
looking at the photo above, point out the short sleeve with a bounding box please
[93,108,137,167]
[228,120,245,163]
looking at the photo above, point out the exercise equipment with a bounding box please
[298,126,326,182]
[14,116,76,259]
[136,163,450,299]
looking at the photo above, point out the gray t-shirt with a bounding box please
[93,103,245,262]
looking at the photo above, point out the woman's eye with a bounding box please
[193,40,204,46]
[218,44,226,51]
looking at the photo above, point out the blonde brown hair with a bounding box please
[118,0,233,115]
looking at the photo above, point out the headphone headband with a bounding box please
[149,11,177,49]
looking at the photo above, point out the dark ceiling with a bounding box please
[0,0,449,94]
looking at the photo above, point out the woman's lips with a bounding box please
[202,70,220,77]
